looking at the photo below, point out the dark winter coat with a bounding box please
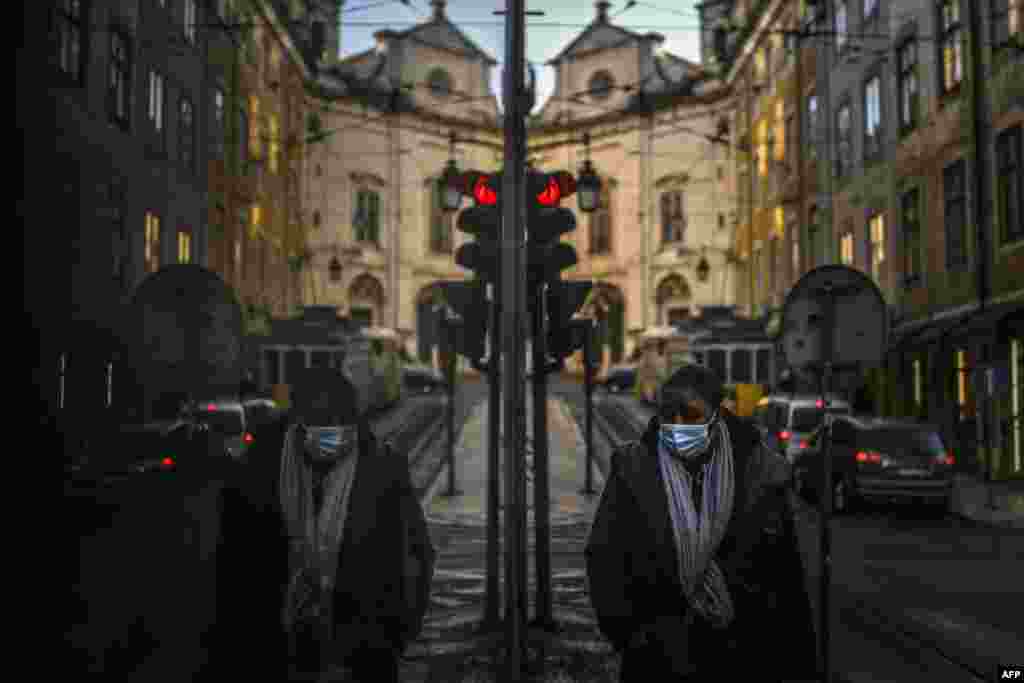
[584,409,818,682]
[208,414,434,680]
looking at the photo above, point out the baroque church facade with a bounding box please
[301,0,739,371]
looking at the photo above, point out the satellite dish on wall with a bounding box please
[780,265,887,375]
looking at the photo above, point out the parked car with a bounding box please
[402,364,446,394]
[752,394,852,463]
[600,365,637,394]
[792,415,955,513]
[186,399,252,461]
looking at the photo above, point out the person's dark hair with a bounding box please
[289,368,360,426]
[658,363,724,421]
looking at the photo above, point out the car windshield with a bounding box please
[791,406,850,432]
[194,409,244,435]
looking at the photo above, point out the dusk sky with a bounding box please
[336,0,706,112]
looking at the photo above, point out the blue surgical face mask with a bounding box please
[660,411,718,459]
[303,424,358,465]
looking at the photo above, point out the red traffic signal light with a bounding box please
[473,175,498,206]
[532,171,576,207]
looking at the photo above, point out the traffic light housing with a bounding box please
[437,280,489,362]
[546,282,593,360]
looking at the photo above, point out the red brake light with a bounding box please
[207,403,217,412]
[856,451,882,464]
[815,399,824,408]
[779,431,791,440]
[473,176,497,206]
[244,433,254,444]
[799,440,808,449]
[935,451,954,466]
[161,457,175,467]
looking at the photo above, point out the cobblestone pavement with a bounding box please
[397,390,621,683]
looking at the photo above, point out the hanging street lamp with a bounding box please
[576,132,602,213]
[696,245,711,283]
[440,131,464,212]
[329,252,342,282]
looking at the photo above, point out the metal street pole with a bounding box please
[501,0,528,675]
[443,317,461,497]
[967,0,996,506]
[581,321,596,495]
[532,282,554,635]
[484,283,503,628]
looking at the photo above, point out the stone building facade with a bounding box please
[301,0,740,373]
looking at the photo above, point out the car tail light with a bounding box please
[244,433,254,444]
[815,399,824,408]
[934,451,954,466]
[856,450,882,464]
[207,403,217,412]
[799,440,808,449]
[161,457,175,468]
[779,431,791,441]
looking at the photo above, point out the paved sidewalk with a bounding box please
[398,393,620,682]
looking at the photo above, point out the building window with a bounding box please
[902,188,922,285]
[943,159,968,269]
[427,67,452,98]
[912,358,923,411]
[212,87,225,158]
[234,236,243,282]
[177,228,192,264]
[864,74,882,162]
[774,100,785,162]
[269,114,280,174]
[350,307,373,328]
[956,349,972,420]
[249,96,262,160]
[897,36,919,134]
[148,71,165,132]
[836,100,852,179]
[792,237,800,277]
[184,0,197,44]
[428,180,451,253]
[55,0,87,84]
[868,212,885,282]
[992,0,1023,48]
[997,125,1023,245]
[939,0,963,95]
[144,212,161,273]
[864,0,879,21]
[179,96,194,172]
[108,30,131,129]
[590,183,613,254]
[757,120,769,176]
[107,180,126,285]
[355,189,381,244]
[661,190,686,243]
[239,107,249,168]
[840,229,854,265]
[808,205,819,268]
[313,210,321,227]
[807,93,818,160]
[718,213,726,231]
[251,204,263,239]
[835,0,848,53]
[589,70,614,101]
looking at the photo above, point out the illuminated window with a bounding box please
[864,74,882,161]
[840,230,854,265]
[251,204,263,238]
[145,212,161,273]
[148,71,164,131]
[836,0,848,52]
[792,237,800,276]
[939,0,963,94]
[758,120,769,176]
[269,114,280,174]
[249,96,261,158]
[774,206,785,239]
[775,101,785,161]
[184,0,197,44]
[177,229,192,264]
[868,212,885,281]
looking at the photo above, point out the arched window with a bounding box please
[589,181,612,254]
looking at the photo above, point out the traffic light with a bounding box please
[525,170,580,292]
[453,172,501,283]
[547,281,593,360]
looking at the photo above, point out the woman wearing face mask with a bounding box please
[585,364,818,682]
[211,368,433,683]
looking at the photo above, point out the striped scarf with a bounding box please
[656,417,736,630]
[279,424,360,646]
